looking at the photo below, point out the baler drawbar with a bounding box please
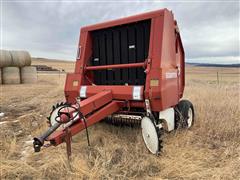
[33,91,122,150]
[33,9,194,156]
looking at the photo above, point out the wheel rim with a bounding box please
[141,116,159,154]
[187,108,193,128]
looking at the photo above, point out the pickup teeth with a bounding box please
[48,102,67,126]
[104,117,141,127]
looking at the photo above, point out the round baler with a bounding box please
[34,9,194,156]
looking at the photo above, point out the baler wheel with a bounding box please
[174,100,195,129]
[141,116,163,155]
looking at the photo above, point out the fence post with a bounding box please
[217,71,219,85]
[59,70,60,85]
[37,71,38,82]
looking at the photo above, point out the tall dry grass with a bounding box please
[0,67,239,179]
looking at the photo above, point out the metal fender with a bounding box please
[159,107,175,131]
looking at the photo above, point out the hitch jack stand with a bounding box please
[64,127,72,160]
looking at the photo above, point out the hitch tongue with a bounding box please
[33,122,61,152]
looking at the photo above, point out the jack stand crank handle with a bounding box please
[33,122,61,152]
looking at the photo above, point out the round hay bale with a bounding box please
[2,67,21,84]
[20,66,37,84]
[24,51,31,66]
[10,51,31,67]
[0,50,12,67]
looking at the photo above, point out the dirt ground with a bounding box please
[0,60,239,179]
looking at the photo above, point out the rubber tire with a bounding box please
[175,100,194,129]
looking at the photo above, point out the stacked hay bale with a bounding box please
[2,67,21,84]
[0,50,12,67]
[21,66,37,83]
[11,50,31,67]
[0,50,37,84]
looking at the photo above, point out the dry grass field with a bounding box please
[0,59,239,179]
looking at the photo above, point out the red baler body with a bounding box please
[65,9,185,112]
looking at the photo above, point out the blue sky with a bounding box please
[1,0,239,64]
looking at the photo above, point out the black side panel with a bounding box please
[91,19,151,85]
[120,27,129,84]
[92,32,101,84]
[136,24,146,85]
[99,32,107,84]
[106,31,114,85]
[143,22,150,60]
[128,27,136,85]
[113,30,121,84]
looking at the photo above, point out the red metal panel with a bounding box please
[175,23,185,98]
[157,10,179,110]
[84,85,144,101]
[74,31,92,74]
[81,9,165,32]
[62,90,113,120]
[79,90,113,115]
